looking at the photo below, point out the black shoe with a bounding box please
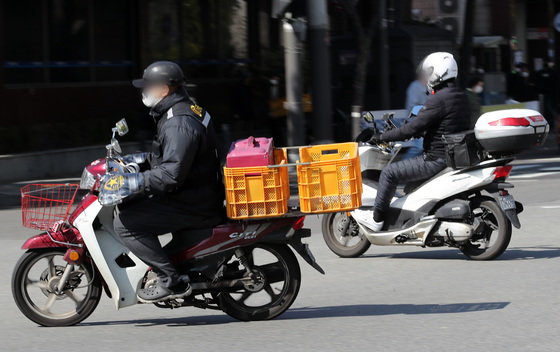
[137,281,192,303]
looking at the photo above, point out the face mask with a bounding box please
[142,90,163,107]
[473,85,483,94]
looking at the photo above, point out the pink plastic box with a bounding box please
[226,136,274,167]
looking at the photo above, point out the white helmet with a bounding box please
[419,52,458,90]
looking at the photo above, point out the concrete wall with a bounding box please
[0,142,146,183]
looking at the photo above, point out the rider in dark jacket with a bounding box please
[144,86,224,218]
[381,81,471,161]
[105,61,224,303]
[353,52,470,231]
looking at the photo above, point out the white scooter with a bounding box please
[321,109,545,260]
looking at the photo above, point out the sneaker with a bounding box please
[351,209,384,232]
[137,279,192,303]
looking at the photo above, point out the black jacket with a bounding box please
[143,88,224,219]
[381,82,470,160]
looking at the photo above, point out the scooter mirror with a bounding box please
[363,111,374,123]
[111,138,122,154]
[115,118,129,136]
[411,105,423,116]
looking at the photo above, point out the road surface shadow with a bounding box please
[362,246,560,261]
[496,246,560,260]
[80,301,509,327]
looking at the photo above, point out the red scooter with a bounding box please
[11,120,323,327]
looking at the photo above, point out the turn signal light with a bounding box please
[69,250,80,261]
[494,165,513,179]
[528,115,544,122]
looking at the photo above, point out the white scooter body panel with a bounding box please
[72,201,149,309]
[393,166,496,212]
[360,161,497,212]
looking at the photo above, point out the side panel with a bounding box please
[170,218,298,263]
[392,167,496,212]
[361,183,378,206]
[73,200,148,309]
[359,219,439,246]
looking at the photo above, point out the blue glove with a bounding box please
[120,153,148,164]
[98,172,144,206]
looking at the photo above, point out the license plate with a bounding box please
[498,194,516,211]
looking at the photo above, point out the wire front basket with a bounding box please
[21,183,79,230]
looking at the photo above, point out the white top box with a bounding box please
[474,109,549,154]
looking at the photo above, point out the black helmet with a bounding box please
[132,61,186,88]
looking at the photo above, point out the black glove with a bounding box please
[368,133,384,145]
[98,172,144,206]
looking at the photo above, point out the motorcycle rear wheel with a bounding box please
[322,212,371,258]
[461,198,512,260]
[12,249,102,327]
[215,244,300,321]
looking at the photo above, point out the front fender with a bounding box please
[22,232,65,249]
[22,225,82,249]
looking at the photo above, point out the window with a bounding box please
[141,0,248,79]
[2,0,135,85]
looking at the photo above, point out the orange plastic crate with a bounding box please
[224,149,289,219]
[297,142,362,213]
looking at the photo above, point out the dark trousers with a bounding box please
[113,197,223,288]
[373,154,447,221]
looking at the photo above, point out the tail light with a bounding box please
[292,217,305,230]
[488,117,530,127]
[494,165,513,179]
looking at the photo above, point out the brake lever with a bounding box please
[382,113,399,130]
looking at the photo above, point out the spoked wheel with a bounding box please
[215,244,300,321]
[461,198,512,260]
[322,212,371,258]
[12,249,102,326]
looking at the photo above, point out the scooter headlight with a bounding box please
[79,168,96,190]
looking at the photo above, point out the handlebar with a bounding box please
[105,158,139,174]
[123,162,140,173]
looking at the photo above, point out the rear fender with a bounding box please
[481,182,523,229]
[287,228,325,274]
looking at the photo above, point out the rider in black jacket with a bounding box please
[143,85,224,218]
[353,52,470,231]
[382,81,471,161]
[104,61,224,303]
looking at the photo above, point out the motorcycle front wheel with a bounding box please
[461,198,512,260]
[12,249,102,327]
[214,244,300,321]
[322,212,371,258]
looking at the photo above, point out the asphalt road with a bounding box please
[1,157,559,352]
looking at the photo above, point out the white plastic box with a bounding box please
[474,109,549,155]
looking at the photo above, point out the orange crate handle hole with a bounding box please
[321,149,339,155]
